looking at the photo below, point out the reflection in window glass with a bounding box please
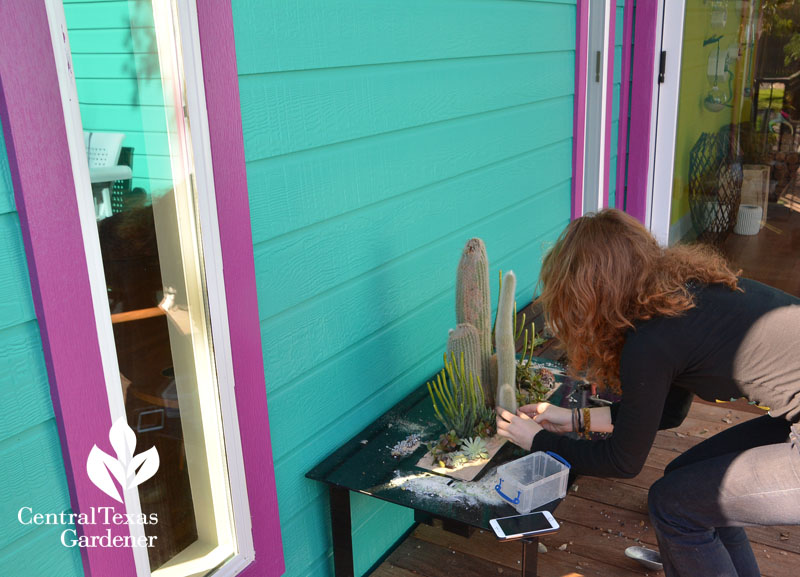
[668,2,799,297]
[64,0,237,573]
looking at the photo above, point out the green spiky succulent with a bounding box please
[427,352,494,440]
[459,436,489,461]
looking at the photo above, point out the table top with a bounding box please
[306,357,588,531]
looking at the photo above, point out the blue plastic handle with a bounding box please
[546,451,571,469]
[494,478,521,505]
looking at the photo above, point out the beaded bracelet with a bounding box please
[582,407,592,439]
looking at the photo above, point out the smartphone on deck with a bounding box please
[489,510,560,540]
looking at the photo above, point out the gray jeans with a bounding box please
[648,415,800,577]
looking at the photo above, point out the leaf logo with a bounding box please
[86,417,160,503]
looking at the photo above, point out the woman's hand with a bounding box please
[520,402,574,434]
[496,408,543,450]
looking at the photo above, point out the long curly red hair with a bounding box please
[537,209,740,392]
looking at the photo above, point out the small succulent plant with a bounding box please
[448,452,469,468]
[518,366,557,406]
[428,430,493,468]
[459,436,489,461]
[472,417,495,439]
[428,430,460,467]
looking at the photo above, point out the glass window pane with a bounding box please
[668,1,799,296]
[64,0,237,573]
[584,0,610,214]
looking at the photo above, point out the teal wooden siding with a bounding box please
[63,0,172,198]
[0,117,84,577]
[609,0,625,208]
[232,1,576,575]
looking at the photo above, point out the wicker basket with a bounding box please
[688,130,743,245]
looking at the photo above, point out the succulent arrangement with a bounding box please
[428,434,491,469]
[423,238,552,471]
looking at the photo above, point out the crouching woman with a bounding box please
[496,209,800,577]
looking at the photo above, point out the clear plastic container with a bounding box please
[494,451,570,513]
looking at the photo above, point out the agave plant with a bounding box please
[427,352,494,440]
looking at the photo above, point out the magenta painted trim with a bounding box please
[602,2,616,208]
[0,4,137,577]
[571,0,590,219]
[0,2,283,576]
[624,0,659,223]
[615,0,635,211]
[195,1,285,575]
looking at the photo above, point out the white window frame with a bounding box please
[43,0,255,575]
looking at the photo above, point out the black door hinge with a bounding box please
[658,51,667,83]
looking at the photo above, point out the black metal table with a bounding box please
[306,357,587,577]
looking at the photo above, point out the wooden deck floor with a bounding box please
[722,199,800,298]
[371,400,799,577]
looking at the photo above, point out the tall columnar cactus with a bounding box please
[456,238,492,397]
[447,324,482,398]
[495,270,518,413]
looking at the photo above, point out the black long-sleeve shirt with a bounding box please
[530,278,800,478]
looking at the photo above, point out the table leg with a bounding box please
[521,537,538,577]
[414,510,434,526]
[329,486,354,577]
[442,518,474,538]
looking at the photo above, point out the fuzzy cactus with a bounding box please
[495,270,518,413]
[447,323,483,399]
[456,238,492,395]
